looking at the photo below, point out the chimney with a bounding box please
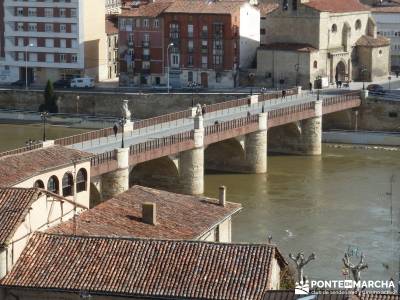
[218,186,226,207]
[142,202,157,225]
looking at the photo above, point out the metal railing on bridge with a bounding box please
[268,101,314,119]
[90,149,117,167]
[205,115,259,135]
[0,142,43,158]
[129,131,194,155]
[133,110,192,129]
[322,91,360,107]
[55,127,115,147]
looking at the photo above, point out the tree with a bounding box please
[40,80,58,113]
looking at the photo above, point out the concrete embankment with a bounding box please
[323,130,400,148]
[0,89,244,119]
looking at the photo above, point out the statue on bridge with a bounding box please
[121,99,132,120]
[289,251,316,283]
[196,103,202,117]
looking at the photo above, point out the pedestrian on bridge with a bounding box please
[309,82,313,93]
[282,90,286,99]
[113,123,118,138]
[202,104,206,116]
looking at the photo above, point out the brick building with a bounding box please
[118,0,260,88]
[106,17,119,79]
[0,0,108,84]
[118,2,169,86]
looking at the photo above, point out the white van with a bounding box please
[70,77,95,88]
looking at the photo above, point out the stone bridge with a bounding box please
[51,88,363,202]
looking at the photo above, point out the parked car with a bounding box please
[70,77,95,88]
[367,84,385,94]
[10,79,26,87]
[53,79,71,89]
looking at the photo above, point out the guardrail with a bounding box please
[129,130,194,155]
[322,91,360,107]
[0,142,43,158]
[90,149,117,167]
[205,115,259,136]
[268,101,314,119]
[55,127,115,147]
[133,110,192,129]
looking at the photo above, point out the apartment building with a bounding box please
[118,0,260,88]
[118,2,170,86]
[106,17,119,79]
[0,0,107,84]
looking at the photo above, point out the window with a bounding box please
[331,24,337,33]
[355,19,361,30]
[60,24,67,33]
[45,23,54,32]
[17,8,24,16]
[45,39,54,48]
[76,169,87,192]
[170,23,179,38]
[202,55,207,68]
[188,55,193,66]
[188,24,193,38]
[29,53,37,62]
[60,8,66,17]
[46,53,54,63]
[47,176,59,194]
[28,8,37,17]
[72,54,78,63]
[188,40,193,53]
[313,60,318,69]
[62,172,73,196]
[260,28,266,35]
[17,23,24,32]
[143,18,149,28]
[28,23,37,32]
[216,72,221,83]
[34,180,44,189]
[292,0,297,10]
[70,9,77,17]
[154,19,160,28]
[60,39,66,48]
[45,8,53,17]
[59,53,66,63]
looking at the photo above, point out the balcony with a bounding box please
[201,32,208,39]
[201,63,208,69]
[142,41,150,48]
[213,32,223,39]
[142,68,151,74]
[142,55,150,61]
[187,48,194,54]
[201,47,208,54]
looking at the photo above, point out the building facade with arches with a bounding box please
[256,0,390,88]
[0,145,92,209]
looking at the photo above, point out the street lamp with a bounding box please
[25,43,34,89]
[76,95,80,114]
[316,75,321,101]
[260,87,267,102]
[119,117,127,148]
[294,63,300,86]
[167,42,174,94]
[40,111,48,142]
[360,65,367,90]
[188,81,199,107]
[388,75,392,90]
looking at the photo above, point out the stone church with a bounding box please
[256,0,390,88]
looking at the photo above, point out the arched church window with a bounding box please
[76,168,87,193]
[33,180,44,189]
[62,172,74,197]
[355,19,361,30]
[332,24,337,33]
[313,61,318,69]
[47,176,59,194]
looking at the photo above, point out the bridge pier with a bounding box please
[298,100,322,155]
[244,113,268,173]
[179,115,204,195]
[101,147,129,200]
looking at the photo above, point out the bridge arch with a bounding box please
[268,122,302,154]
[129,156,180,192]
[205,138,246,173]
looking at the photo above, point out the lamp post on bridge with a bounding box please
[167,42,174,94]
[316,75,321,101]
[119,116,127,148]
[260,87,267,102]
[388,75,392,90]
[40,111,48,142]
[360,65,368,90]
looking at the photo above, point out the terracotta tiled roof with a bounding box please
[303,0,370,12]
[0,233,286,299]
[121,2,172,17]
[264,291,400,300]
[258,2,279,15]
[0,188,40,247]
[356,35,390,47]
[165,0,245,14]
[0,188,84,247]
[0,145,93,187]
[48,185,242,240]
[260,43,318,52]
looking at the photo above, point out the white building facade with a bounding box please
[371,6,400,69]
[0,0,107,84]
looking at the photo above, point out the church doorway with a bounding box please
[335,61,346,82]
